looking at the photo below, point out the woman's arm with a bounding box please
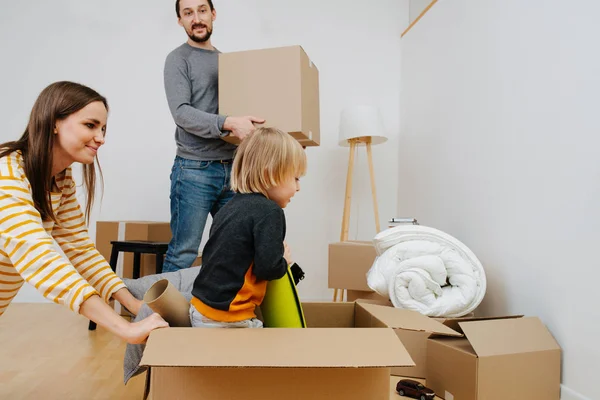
[112,287,144,316]
[0,175,98,313]
[52,172,127,305]
[79,294,168,344]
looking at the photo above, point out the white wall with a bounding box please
[409,0,434,23]
[0,1,409,302]
[399,1,599,399]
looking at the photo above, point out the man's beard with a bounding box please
[187,23,213,43]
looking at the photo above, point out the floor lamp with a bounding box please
[333,105,388,302]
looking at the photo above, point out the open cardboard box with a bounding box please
[357,303,462,378]
[347,289,391,304]
[426,316,561,400]
[141,302,415,400]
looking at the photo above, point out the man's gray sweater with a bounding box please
[164,43,236,161]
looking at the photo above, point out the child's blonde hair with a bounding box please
[231,127,307,196]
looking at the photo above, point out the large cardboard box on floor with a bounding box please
[358,302,461,379]
[427,316,561,400]
[219,45,320,147]
[328,241,377,292]
[141,302,415,400]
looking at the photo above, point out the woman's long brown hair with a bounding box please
[0,81,107,223]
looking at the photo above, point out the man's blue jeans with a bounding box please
[161,156,234,273]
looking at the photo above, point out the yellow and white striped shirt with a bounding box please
[0,151,125,316]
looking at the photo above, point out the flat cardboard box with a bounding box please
[427,317,561,400]
[142,302,415,400]
[328,241,377,292]
[358,303,462,379]
[219,45,320,147]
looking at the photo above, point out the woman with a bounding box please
[0,81,167,343]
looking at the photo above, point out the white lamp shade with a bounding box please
[338,105,388,147]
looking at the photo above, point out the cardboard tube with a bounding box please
[143,279,191,327]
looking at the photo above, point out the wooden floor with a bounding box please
[0,303,145,400]
[1,303,441,400]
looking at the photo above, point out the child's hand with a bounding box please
[283,241,293,266]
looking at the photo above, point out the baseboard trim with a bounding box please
[561,385,591,400]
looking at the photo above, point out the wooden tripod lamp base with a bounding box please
[332,136,381,302]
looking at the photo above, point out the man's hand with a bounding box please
[223,116,265,140]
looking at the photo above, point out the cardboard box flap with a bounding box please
[459,317,560,357]
[439,314,523,334]
[140,327,415,368]
[358,303,461,337]
[302,302,355,328]
[338,240,373,246]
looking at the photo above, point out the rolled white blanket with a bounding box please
[367,225,486,317]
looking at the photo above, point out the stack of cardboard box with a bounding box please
[95,221,202,280]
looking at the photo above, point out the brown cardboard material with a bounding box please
[96,221,171,279]
[142,302,415,400]
[358,303,462,379]
[219,45,320,147]
[301,301,355,327]
[143,327,408,368]
[328,241,377,291]
[96,221,202,278]
[347,289,391,304]
[149,367,388,400]
[427,317,561,400]
[435,314,521,334]
[143,280,191,327]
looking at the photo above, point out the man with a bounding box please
[162,0,264,273]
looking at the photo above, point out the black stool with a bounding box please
[88,240,169,331]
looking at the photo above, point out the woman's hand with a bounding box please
[79,294,168,345]
[123,313,169,345]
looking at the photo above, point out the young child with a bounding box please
[189,127,306,328]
